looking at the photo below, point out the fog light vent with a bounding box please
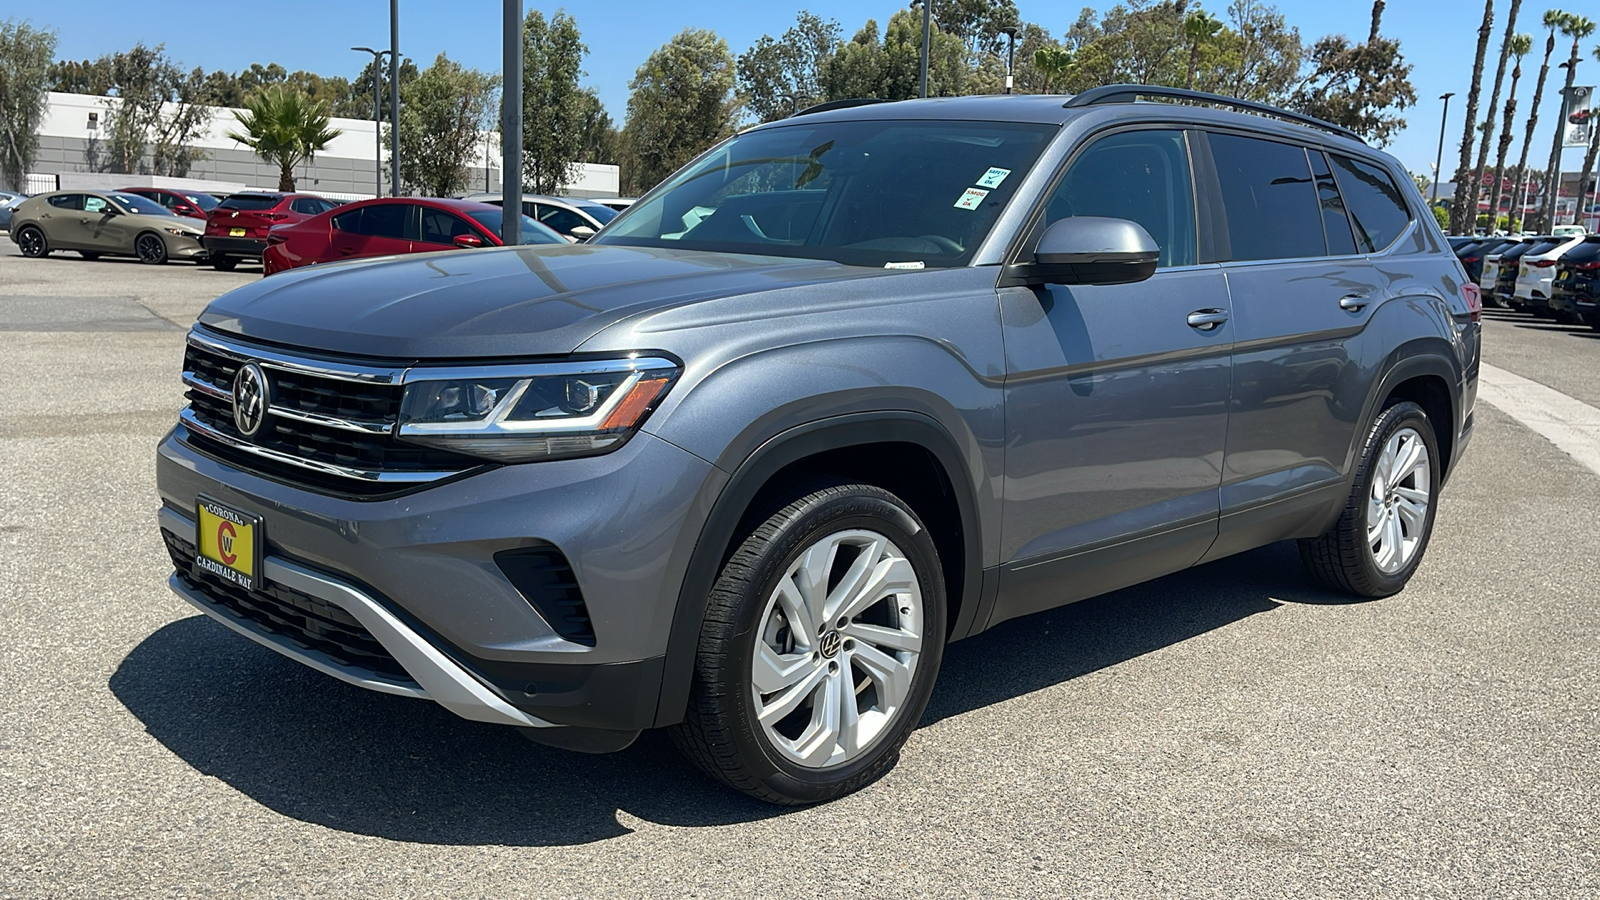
[495,546,596,646]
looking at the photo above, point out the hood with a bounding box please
[197,244,894,359]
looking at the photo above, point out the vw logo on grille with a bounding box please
[232,362,269,437]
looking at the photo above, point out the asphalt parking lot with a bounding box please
[2,244,1597,898]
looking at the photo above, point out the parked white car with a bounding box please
[1552,224,1587,239]
[1514,234,1586,305]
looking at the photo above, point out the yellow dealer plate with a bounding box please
[195,496,262,592]
[229,227,246,237]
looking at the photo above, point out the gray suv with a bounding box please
[155,86,1481,805]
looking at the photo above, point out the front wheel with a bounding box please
[671,482,946,805]
[16,225,48,257]
[135,233,167,265]
[1300,400,1440,597]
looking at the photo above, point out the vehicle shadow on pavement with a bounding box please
[923,540,1349,725]
[111,541,1344,845]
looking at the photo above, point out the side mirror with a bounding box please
[101,206,122,217]
[1004,216,1160,287]
[569,225,596,241]
[453,234,484,249]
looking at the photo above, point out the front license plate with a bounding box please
[195,496,263,591]
[229,227,246,237]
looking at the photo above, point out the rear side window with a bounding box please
[1561,239,1600,262]
[1524,239,1562,256]
[1044,129,1196,268]
[1309,150,1358,256]
[1207,133,1325,261]
[332,204,412,239]
[220,194,282,211]
[1329,155,1413,253]
[47,194,84,210]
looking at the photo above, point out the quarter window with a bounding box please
[1329,154,1414,253]
[1043,129,1196,268]
[1207,133,1325,262]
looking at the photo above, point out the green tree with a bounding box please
[1542,14,1595,226]
[1288,1,1416,146]
[0,19,58,192]
[1183,10,1224,89]
[822,11,968,101]
[1490,34,1534,228]
[1509,12,1567,230]
[577,89,620,165]
[621,29,737,195]
[1003,23,1062,94]
[1467,0,1524,231]
[1212,0,1304,103]
[737,11,841,122]
[1031,46,1074,93]
[930,0,1021,57]
[79,44,213,177]
[514,10,588,195]
[226,85,343,191]
[391,53,498,197]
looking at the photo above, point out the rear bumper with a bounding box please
[202,235,267,257]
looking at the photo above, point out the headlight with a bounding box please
[163,227,198,237]
[394,356,679,462]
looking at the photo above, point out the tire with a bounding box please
[15,225,48,258]
[135,232,168,265]
[671,481,947,805]
[78,250,101,261]
[1299,400,1440,598]
[210,255,238,271]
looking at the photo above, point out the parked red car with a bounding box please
[203,192,341,270]
[116,186,220,221]
[261,197,565,276]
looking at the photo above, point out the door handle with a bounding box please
[1339,295,1370,311]
[338,247,357,256]
[1186,308,1230,330]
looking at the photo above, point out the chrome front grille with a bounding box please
[178,330,482,495]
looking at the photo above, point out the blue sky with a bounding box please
[27,0,1598,179]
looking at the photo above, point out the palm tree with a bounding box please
[1509,11,1567,230]
[226,85,343,192]
[1452,0,1496,233]
[1468,0,1523,230]
[1491,34,1534,228]
[1032,47,1073,94]
[1575,45,1600,229]
[1541,14,1594,226]
[1183,11,1224,90]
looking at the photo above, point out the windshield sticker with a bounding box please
[884,261,926,269]
[975,167,1011,188]
[953,188,989,210]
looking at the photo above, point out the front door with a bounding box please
[995,128,1233,625]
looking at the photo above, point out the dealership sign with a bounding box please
[1565,86,1594,148]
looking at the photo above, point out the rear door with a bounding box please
[1193,132,1405,560]
[329,203,415,261]
[995,127,1233,624]
[40,194,85,247]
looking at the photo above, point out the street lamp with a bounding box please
[351,47,391,198]
[779,92,801,116]
[1001,26,1018,95]
[1549,61,1577,227]
[1432,91,1453,216]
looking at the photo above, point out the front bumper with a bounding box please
[202,235,267,258]
[156,426,722,730]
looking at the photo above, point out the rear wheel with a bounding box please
[135,232,167,265]
[210,255,238,271]
[16,225,48,257]
[1300,400,1439,598]
[671,481,946,805]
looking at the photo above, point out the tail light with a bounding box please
[1576,261,1600,271]
[1462,282,1482,323]
[1461,256,1480,263]
[262,213,288,221]
[1532,259,1556,268]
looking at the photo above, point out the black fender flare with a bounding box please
[651,410,984,728]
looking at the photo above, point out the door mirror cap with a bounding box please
[1005,216,1160,287]
[569,224,597,240]
[101,206,122,216]
[453,234,484,249]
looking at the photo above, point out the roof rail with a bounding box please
[1064,84,1365,143]
[793,98,886,117]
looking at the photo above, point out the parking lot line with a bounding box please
[1477,362,1600,477]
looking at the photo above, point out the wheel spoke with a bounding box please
[1394,496,1428,535]
[792,669,843,766]
[850,642,913,710]
[1389,435,1424,490]
[1382,507,1404,566]
[842,620,921,653]
[834,557,917,623]
[756,662,828,725]
[772,579,820,650]
[820,534,886,622]
[837,671,862,756]
[1394,484,1430,505]
[753,642,818,694]
[794,540,837,628]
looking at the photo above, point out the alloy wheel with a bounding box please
[1367,426,1431,574]
[136,234,166,264]
[751,528,924,769]
[18,227,45,257]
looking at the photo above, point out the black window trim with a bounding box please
[1191,125,1422,267]
[1001,122,1207,272]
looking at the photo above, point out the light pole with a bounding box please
[919,0,932,99]
[351,47,391,198]
[1545,60,1577,228]
[389,0,401,197]
[779,92,801,116]
[1432,91,1454,218]
[502,0,522,245]
[1002,26,1018,95]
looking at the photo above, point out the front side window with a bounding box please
[420,208,478,243]
[83,195,110,214]
[1207,133,1325,262]
[109,192,173,216]
[597,119,1056,267]
[1329,154,1413,253]
[536,204,590,235]
[1043,129,1196,268]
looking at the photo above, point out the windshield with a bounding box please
[465,209,567,245]
[596,119,1056,267]
[184,193,220,210]
[109,192,175,216]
